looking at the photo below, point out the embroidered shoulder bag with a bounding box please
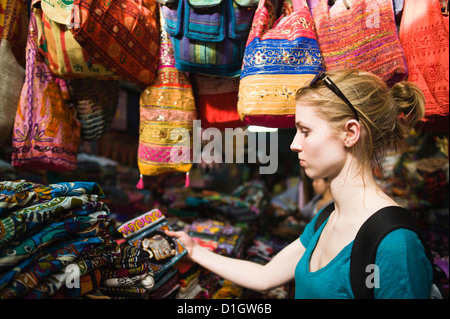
[237,0,324,128]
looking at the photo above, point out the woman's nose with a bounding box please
[290,134,302,152]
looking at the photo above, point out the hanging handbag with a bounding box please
[137,13,197,179]
[11,13,81,172]
[312,0,408,85]
[159,0,259,77]
[191,74,245,130]
[237,0,324,128]
[32,0,118,80]
[1,0,28,67]
[399,0,449,133]
[68,78,120,141]
[70,0,160,88]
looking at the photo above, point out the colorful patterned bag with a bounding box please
[117,209,187,277]
[11,13,81,172]
[399,0,449,132]
[32,0,118,80]
[159,0,259,77]
[191,74,244,130]
[71,0,160,88]
[312,0,408,85]
[237,0,324,128]
[137,13,197,179]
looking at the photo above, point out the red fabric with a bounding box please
[399,0,449,133]
[71,0,160,88]
[192,74,245,130]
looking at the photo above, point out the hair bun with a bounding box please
[390,81,425,127]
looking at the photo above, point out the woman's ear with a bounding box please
[343,119,361,148]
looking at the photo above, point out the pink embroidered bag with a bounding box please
[11,13,80,172]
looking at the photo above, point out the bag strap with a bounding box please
[350,206,433,299]
[313,204,446,299]
[313,202,335,232]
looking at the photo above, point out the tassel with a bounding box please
[136,174,144,189]
[185,172,190,188]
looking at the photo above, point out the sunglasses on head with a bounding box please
[309,72,360,122]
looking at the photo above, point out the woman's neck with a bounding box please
[329,166,396,220]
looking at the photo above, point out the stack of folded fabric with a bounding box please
[148,267,180,299]
[0,180,118,299]
[175,260,202,299]
[97,245,155,299]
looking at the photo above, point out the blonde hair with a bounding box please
[295,69,425,173]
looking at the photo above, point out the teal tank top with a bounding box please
[295,211,433,299]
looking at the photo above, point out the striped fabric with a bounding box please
[161,0,258,76]
[138,14,197,176]
[312,0,407,85]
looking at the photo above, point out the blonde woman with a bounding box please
[166,69,432,299]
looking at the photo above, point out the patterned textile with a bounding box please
[118,209,186,277]
[399,0,449,132]
[312,0,407,85]
[237,0,324,128]
[0,180,119,299]
[117,208,164,239]
[0,180,104,216]
[0,238,103,298]
[11,12,81,172]
[160,0,258,76]
[33,0,118,79]
[138,13,196,176]
[71,0,160,88]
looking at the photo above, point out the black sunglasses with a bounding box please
[310,72,360,122]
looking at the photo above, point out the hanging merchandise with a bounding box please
[237,0,324,128]
[11,13,81,172]
[70,0,160,88]
[0,40,25,147]
[32,0,118,80]
[311,0,408,86]
[0,0,27,147]
[159,0,259,77]
[138,12,197,180]
[191,74,245,130]
[399,0,449,133]
[0,0,28,67]
[67,78,120,141]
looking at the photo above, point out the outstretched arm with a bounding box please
[165,230,305,292]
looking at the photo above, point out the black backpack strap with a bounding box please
[313,202,335,232]
[350,206,430,299]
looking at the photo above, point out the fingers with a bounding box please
[164,229,184,239]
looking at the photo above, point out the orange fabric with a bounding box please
[400,0,449,132]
